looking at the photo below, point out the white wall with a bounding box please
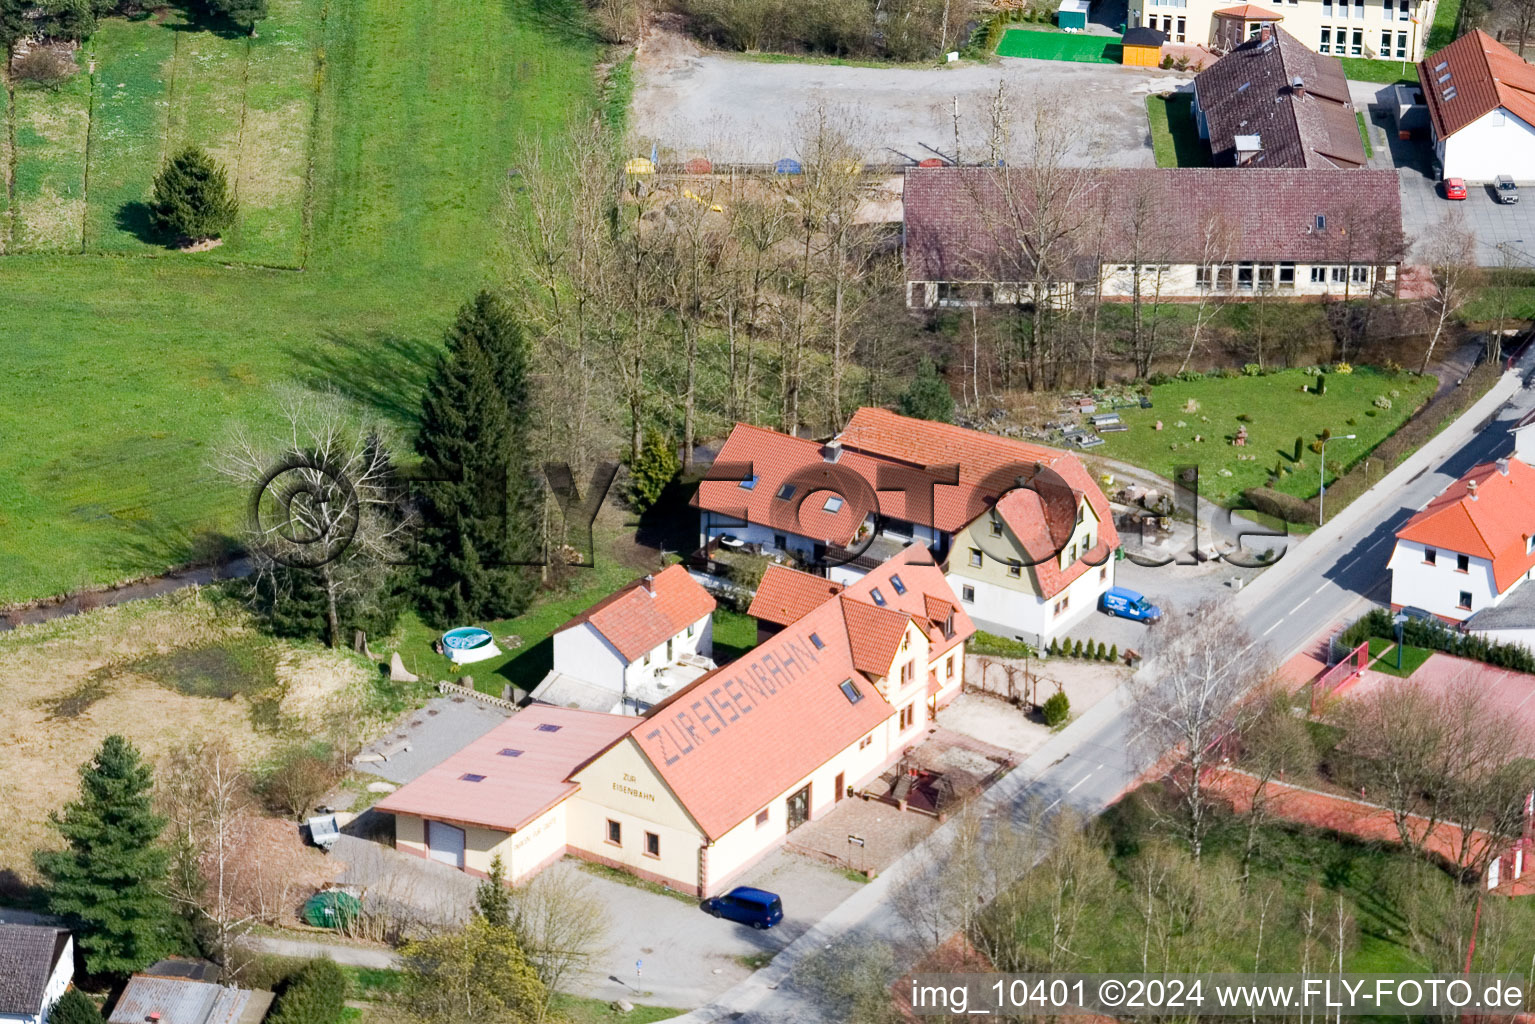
[1130,0,1434,56]
[1440,108,1535,182]
[552,622,627,691]
[622,614,714,692]
[701,516,818,561]
[1387,538,1505,621]
[948,560,1113,647]
[1097,262,1389,299]
[1465,625,1535,652]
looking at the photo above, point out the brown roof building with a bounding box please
[1417,30,1535,180]
[1193,26,1365,168]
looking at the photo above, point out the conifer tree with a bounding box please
[898,357,955,424]
[148,148,237,243]
[49,989,105,1024]
[35,736,177,978]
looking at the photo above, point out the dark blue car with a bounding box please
[701,886,784,929]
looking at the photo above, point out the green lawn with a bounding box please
[1366,636,1434,677]
[1427,0,1462,51]
[995,27,1123,63]
[1340,56,1418,84]
[1356,111,1374,158]
[1145,94,1210,168]
[1092,368,1437,505]
[0,0,599,604]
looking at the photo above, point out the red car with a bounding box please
[1443,177,1468,200]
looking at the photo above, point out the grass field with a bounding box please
[1340,56,1419,84]
[1145,94,1209,168]
[995,27,1123,63]
[1093,368,1437,505]
[0,0,600,604]
[1366,636,1433,677]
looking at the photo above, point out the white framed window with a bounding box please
[1310,266,1326,283]
[1397,30,1408,55]
[1381,29,1392,53]
[1398,0,1409,20]
[1351,266,1369,284]
[1319,26,1331,52]
[1330,266,1347,283]
[961,584,975,602]
[1352,28,1363,54]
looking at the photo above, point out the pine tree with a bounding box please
[412,295,535,626]
[474,854,511,928]
[627,428,680,513]
[49,989,105,1024]
[1293,436,1304,462]
[1072,639,1083,658]
[148,148,237,243]
[1108,643,1118,663]
[898,358,955,424]
[35,736,177,978]
[0,0,29,54]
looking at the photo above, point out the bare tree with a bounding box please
[1176,213,1238,373]
[1417,212,1477,374]
[1233,687,1315,888]
[1132,602,1267,861]
[507,869,611,1013]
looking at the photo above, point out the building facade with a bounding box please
[1130,0,1432,58]
[1419,30,1535,182]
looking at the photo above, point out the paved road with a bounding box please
[673,360,1533,1023]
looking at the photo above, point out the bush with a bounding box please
[255,742,343,819]
[1315,374,1327,395]
[148,147,238,243]
[11,46,76,89]
[1242,363,1262,376]
[1243,486,1314,524]
[49,989,105,1024]
[626,428,680,513]
[898,357,955,424]
[1071,638,1083,658]
[1333,362,1353,374]
[1048,638,1060,656]
[1042,690,1070,726]
[1236,412,1252,423]
[1340,608,1535,673]
[1293,436,1303,462]
[1096,641,1107,660]
[970,631,1036,659]
[1108,643,1118,663]
[268,958,348,1024]
[1175,369,1203,382]
[1374,395,1392,410]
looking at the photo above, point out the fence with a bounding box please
[1311,640,1370,712]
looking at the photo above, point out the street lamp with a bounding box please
[1393,611,1408,670]
[1318,433,1356,527]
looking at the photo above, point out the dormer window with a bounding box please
[943,612,954,637]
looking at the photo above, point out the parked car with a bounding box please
[1443,178,1467,200]
[1497,175,1520,204]
[1100,586,1163,623]
[701,886,784,929]
[1399,605,1435,623]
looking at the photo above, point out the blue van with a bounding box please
[1100,586,1163,623]
[701,886,784,929]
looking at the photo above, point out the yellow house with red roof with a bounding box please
[378,547,974,895]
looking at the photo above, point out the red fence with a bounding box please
[1311,640,1370,712]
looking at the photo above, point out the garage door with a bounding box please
[426,821,465,869]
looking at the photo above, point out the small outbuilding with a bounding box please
[1056,0,1090,30]
[1121,26,1166,65]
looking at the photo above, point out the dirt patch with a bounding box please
[235,101,307,208]
[16,187,86,252]
[179,236,226,252]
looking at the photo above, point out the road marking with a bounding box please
[1067,772,1095,794]
[1262,620,1281,636]
[1290,596,1311,614]
[1313,583,1328,594]
[1339,556,1362,574]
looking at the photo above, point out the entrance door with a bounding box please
[427,820,466,869]
[786,784,811,832]
[835,772,846,802]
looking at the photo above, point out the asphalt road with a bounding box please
[677,363,1533,1023]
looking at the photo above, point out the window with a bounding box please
[810,632,824,649]
[1319,26,1331,52]
[969,548,983,568]
[776,482,797,500]
[824,495,844,513]
[1457,553,1470,572]
[1279,262,1296,286]
[1351,266,1369,284]
[536,723,562,733]
[1196,265,1213,289]
[899,704,915,730]
[1459,591,1473,610]
[1397,30,1408,55]
[1443,85,1458,100]
[859,734,873,750]
[666,638,673,661]
[459,773,486,782]
[1331,266,1347,283]
[498,748,524,757]
[990,517,1003,536]
[1399,0,1409,18]
[961,585,975,602]
[1083,533,1092,550]
[871,587,887,606]
[1216,265,1234,289]
[901,661,915,684]
[1258,264,1275,290]
[1076,505,1085,525]
[1351,28,1363,54]
[1527,535,1534,554]
[1316,214,1327,231]
[1070,542,1079,562]
[645,832,661,858]
[755,809,770,827]
[1381,30,1392,54]
[774,533,787,549]
[687,623,695,638]
[1424,547,1437,565]
[1322,0,1332,14]
[1008,560,1022,578]
[607,820,622,845]
[1053,595,1071,616]
[739,475,758,490]
[643,652,651,666]
[840,679,864,704]
[1100,566,1108,582]
[1237,263,1254,289]
[890,573,907,595]
[946,655,955,678]
[1435,59,1449,71]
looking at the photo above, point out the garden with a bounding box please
[1093,365,1437,506]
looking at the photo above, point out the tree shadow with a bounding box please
[289,330,442,426]
[508,0,595,43]
[631,473,700,554]
[161,0,252,39]
[114,200,165,247]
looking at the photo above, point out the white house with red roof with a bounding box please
[528,564,716,715]
[695,407,1118,647]
[1418,30,1535,183]
[1386,455,1535,624]
[377,547,974,895]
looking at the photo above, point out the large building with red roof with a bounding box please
[377,547,973,895]
[1386,455,1535,623]
[696,407,1118,647]
[1418,30,1535,182]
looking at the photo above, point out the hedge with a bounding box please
[1340,607,1535,673]
[970,630,1038,659]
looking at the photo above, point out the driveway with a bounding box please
[631,32,1189,165]
[352,696,509,785]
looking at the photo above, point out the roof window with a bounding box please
[1438,72,1452,83]
[839,679,864,704]
[1315,214,1326,230]
[460,773,486,782]
[536,723,563,733]
[824,495,845,513]
[870,587,887,606]
[1435,59,1449,71]
[776,483,797,500]
[1237,81,1251,93]
[1444,85,1458,99]
[499,748,524,757]
[739,475,758,490]
[890,573,907,595]
[810,632,824,649]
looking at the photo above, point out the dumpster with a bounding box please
[302,888,361,930]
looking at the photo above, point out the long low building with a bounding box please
[376,547,974,895]
[903,166,1405,308]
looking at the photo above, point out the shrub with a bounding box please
[255,742,343,819]
[1374,395,1392,410]
[1293,437,1303,462]
[1215,367,1240,379]
[1072,639,1083,658]
[1309,440,1324,454]
[970,631,1036,659]
[268,958,348,1024]
[1236,412,1252,422]
[1048,638,1060,656]
[1243,486,1314,524]
[49,989,105,1024]
[1097,641,1108,660]
[626,428,680,513]
[1042,690,1070,727]
[1333,362,1353,374]
[11,46,76,89]
[1315,374,1327,396]
[1175,369,1203,382]
[1108,643,1118,662]
[1242,363,1261,376]
[898,358,955,424]
[148,147,238,243]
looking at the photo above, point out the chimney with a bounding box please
[820,440,843,463]
[642,574,655,594]
[1468,479,1479,501]
[1291,75,1306,99]
[1258,24,1272,44]
[1498,457,1510,476]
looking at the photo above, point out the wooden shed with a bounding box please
[1120,25,1166,65]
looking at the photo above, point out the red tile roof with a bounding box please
[1419,30,1535,141]
[749,564,844,628]
[375,706,633,832]
[1395,457,1535,593]
[903,167,1404,283]
[556,564,715,662]
[630,547,974,839]
[1213,4,1284,18]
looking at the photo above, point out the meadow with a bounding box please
[0,0,600,604]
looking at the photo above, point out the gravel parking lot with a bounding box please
[631,32,1190,166]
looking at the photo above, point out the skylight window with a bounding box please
[499,748,523,757]
[536,723,563,733]
[460,773,486,782]
[890,573,907,595]
[810,632,824,649]
[823,495,844,513]
[1435,59,1449,71]
[1237,81,1251,93]
[839,679,863,704]
[1444,86,1458,99]
[739,475,758,490]
[870,587,887,606]
[776,483,797,500]
[1438,72,1452,84]
[1315,214,1326,230]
